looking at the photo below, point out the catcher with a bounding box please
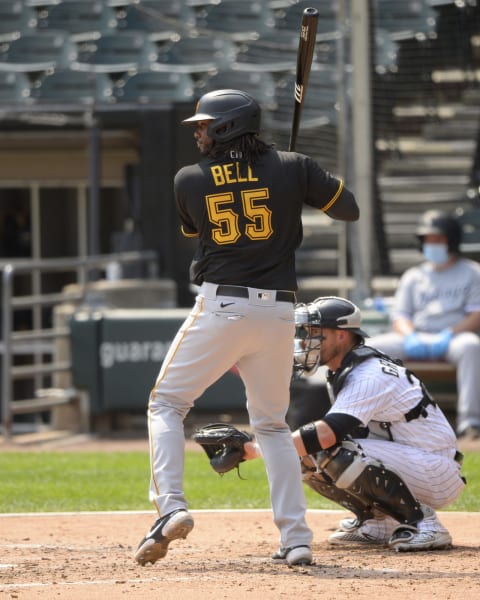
[194,296,466,554]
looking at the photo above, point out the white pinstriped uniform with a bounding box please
[329,355,465,509]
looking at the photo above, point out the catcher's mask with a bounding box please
[181,89,261,143]
[293,296,369,376]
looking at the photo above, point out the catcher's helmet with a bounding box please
[294,296,368,376]
[181,89,261,143]
[416,210,462,253]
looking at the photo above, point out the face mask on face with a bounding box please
[293,328,325,376]
[422,243,450,265]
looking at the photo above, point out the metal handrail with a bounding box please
[11,328,70,341]
[1,251,158,438]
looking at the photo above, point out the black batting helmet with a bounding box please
[416,210,462,253]
[182,89,261,143]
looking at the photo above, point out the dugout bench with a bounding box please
[403,360,457,412]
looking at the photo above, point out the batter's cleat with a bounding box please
[271,545,313,566]
[134,509,194,565]
[388,526,452,552]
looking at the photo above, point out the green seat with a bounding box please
[152,35,237,74]
[33,70,114,105]
[114,70,195,104]
[232,29,299,73]
[0,30,77,73]
[36,0,118,42]
[198,70,277,111]
[271,67,340,130]
[373,0,438,41]
[116,0,196,42]
[277,0,338,38]
[0,0,37,43]
[73,32,159,74]
[197,0,275,41]
[0,71,32,103]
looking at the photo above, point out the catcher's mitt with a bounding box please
[192,423,252,475]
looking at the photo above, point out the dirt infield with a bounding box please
[1,433,480,599]
[1,509,480,599]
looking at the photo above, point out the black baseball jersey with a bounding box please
[174,149,358,290]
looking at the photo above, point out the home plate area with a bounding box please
[1,510,479,599]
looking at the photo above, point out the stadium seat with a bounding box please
[268,0,299,8]
[113,70,195,104]
[0,30,78,73]
[73,32,159,74]
[271,67,340,131]
[115,0,196,41]
[32,69,114,104]
[36,0,118,42]
[151,35,237,74]
[276,0,339,39]
[197,70,277,111]
[196,0,275,41]
[274,0,340,65]
[264,66,341,165]
[106,0,137,5]
[372,0,438,41]
[375,28,400,75]
[232,29,298,73]
[0,1,37,43]
[0,70,32,104]
[184,0,218,7]
[25,0,61,5]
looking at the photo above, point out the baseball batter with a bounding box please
[269,296,465,551]
[134,89,359,567]
[369,210,480,439]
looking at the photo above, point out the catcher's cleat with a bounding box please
[271,545,313,566]
[328,528,388,546]
[331,514,399,546]
[134,509,194,566]
[338,517,362,533]
[388,526,452,552]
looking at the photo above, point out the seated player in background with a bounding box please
[368,210,480,440]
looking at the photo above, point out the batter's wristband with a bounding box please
[299,422,322,454]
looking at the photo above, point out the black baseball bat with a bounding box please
[288,7,319,152]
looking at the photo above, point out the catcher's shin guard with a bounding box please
[314,440,424,526]
[303,473,375,521]
[301,460,375,523]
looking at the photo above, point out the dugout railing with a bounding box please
[0,250,159,440]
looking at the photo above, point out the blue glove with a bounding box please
[428,329,453,359]
[403,332,430,359]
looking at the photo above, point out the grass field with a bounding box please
[0,450,478,513]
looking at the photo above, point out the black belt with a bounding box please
[216,285,296,304]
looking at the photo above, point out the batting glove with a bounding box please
[428,329,453,359]
[403,332,430,360]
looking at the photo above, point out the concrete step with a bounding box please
[380,155,472,175]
